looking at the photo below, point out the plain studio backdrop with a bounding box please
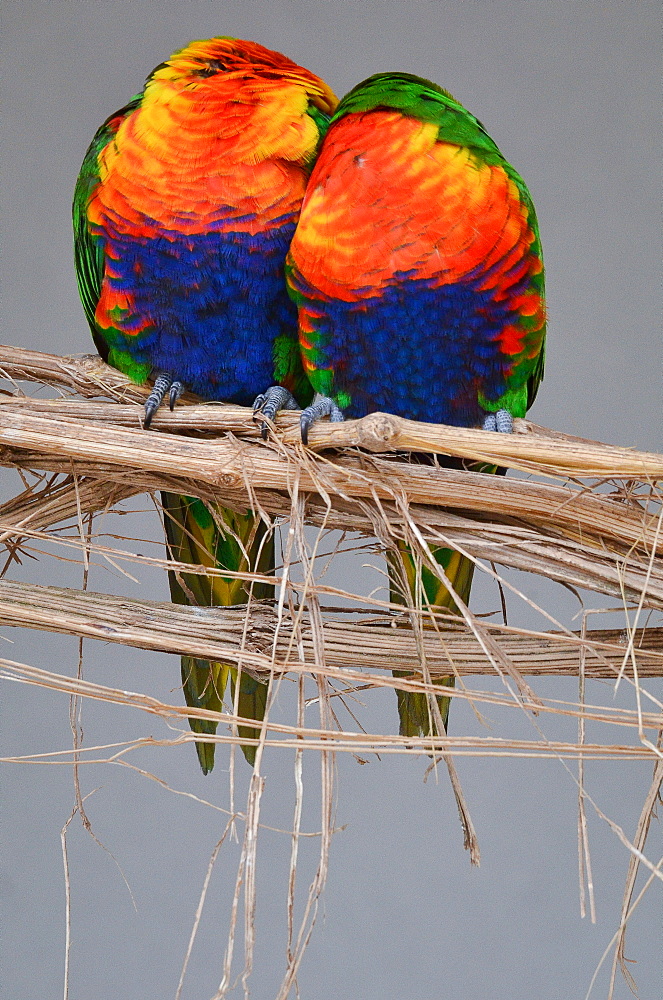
[2,2,661,999]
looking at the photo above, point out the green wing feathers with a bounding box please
[72,96,142,361]
[162,492,274,771]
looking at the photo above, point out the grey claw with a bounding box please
[169,381,183,411]
[300,395,344,445]
[253,385,299,439]
[144,372,173,428]
[482,409,513,434]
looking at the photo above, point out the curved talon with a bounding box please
[252,385,299,440]
[482,408,513,434]
[169,380,184,411]
[144,372,174,428]
[300,395,344,445]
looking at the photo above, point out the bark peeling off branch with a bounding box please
[1,459,661,610]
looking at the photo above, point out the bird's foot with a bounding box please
[482,409,513,434]
[144,371,184,428]
[300,394,344,445]
[252,385,300,440]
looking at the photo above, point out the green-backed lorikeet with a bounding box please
[261,72,546,739]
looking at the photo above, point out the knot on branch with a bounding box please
[353,412,403,452]
[215,472,241,488]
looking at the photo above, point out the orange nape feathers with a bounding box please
[88,37,338,238]
[290,111,540,309]
[151,36,336,116]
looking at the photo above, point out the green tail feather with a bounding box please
[180,656,226,775]
[389,542,475,739]
[162,492,274,772]
[233,672,269,768]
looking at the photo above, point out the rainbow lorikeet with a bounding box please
[73,37,337,771]
[277,72,546,738]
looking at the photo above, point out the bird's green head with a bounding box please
[331,72,500,157]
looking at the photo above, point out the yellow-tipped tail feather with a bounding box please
[389,542,474,739]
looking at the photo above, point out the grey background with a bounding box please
[2,2,661,998]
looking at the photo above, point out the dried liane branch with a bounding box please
[1,344,662,687]
[2,341,662,985]
[0,579,661,681]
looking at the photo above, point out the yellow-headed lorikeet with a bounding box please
[73,37,337,770]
